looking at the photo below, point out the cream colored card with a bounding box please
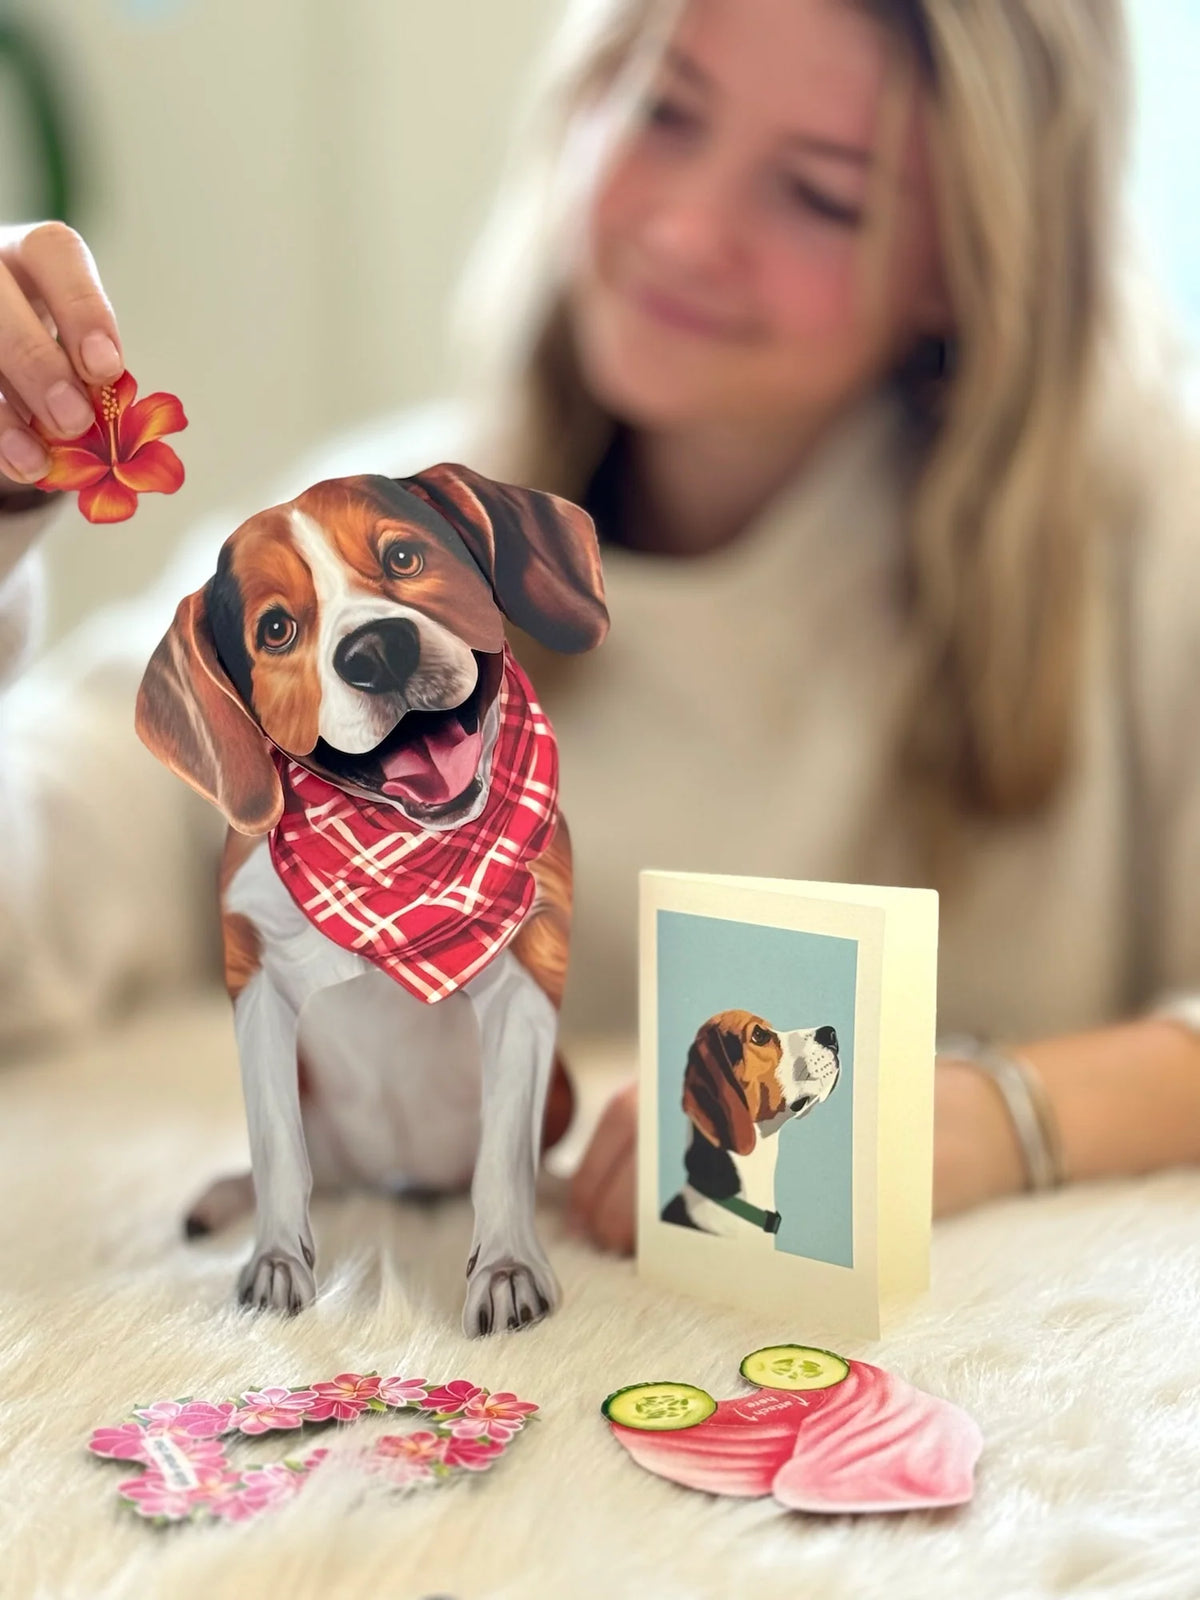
[637,870,939,1342]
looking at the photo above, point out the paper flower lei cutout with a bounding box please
[89,1372,538,1525]
[33,369,187,523]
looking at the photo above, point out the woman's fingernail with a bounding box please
[45,380,95,437]
[0,428,49,481]
[80,331,122,381]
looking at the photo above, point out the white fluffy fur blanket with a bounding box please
[3,995,1200,1600]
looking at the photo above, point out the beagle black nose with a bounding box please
[334,619,421,694]
[814,1025,839,1052]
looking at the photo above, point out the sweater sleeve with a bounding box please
[0,404,467,1057]
[0,510,228,1056]
[1123,398,1200,1020]
[0,498,52,692]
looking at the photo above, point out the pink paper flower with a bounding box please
[378,1375,429,1409]
[118,1460,239,1522]
[117,1470,197,1522]
[177,1439,231,1472]
[374,1431,447,1466]
[424,1380,485,1417]
[447,1413,520,1443]
[133,1400,235,1439]
[216,1462,307,1520]
[89,1422,149,1462]
[206,1491,261,1524]
[305,1373,382,1423]
[201,1479,269,1524]
[451,1392,539,1441]
[230,1387,320,1434]
[441,1435,506,1472]
[373,1457,438,1489]
[370,1430,447,1487]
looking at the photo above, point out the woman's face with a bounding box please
[569,0,948,433]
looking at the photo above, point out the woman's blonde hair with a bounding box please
[456,0,1153,820]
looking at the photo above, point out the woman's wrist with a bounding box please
[946,1039,1066,1191]
[1019,1018,1200,1183]
[934,1056,1027,1215]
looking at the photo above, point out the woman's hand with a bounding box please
[566,1059,1026,1253]
[567,1080,638,1254]
[0,222,123,490]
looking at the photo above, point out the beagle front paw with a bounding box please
[236,1241,316,1316]
[462,1250,560,1338]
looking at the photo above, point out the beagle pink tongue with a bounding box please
[381,720,483,803]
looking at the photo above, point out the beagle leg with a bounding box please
[183,1115,352,1238]
[233,968,317,1314]
[462,952,560,1336]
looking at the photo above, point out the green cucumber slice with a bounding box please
[739,1345,850,1392]
[601,1381,717,1431]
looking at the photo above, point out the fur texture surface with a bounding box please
[3,995,1200,1599]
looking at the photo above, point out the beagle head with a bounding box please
[135,464,608,834]
[682,1009,841,1156]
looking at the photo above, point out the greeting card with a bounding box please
[638,871,939,1341]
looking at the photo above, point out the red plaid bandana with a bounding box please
[268,649,558,1003]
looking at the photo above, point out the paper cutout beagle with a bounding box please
[661,1010,841,1242]
[136,466,608,1335]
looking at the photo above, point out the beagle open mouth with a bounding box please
[309,652,501,821]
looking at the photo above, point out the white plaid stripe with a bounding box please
[268,650,558,1002]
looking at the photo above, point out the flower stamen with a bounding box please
[101,384,120,463]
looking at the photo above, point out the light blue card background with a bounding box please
[656,909,858,1267]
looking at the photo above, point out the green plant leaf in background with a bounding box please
[0,17,77,222]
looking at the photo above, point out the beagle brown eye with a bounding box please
[256,608,298,652]
[382,542,424,579]
[750,1025,774,1047]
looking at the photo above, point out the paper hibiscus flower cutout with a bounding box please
[305,1372,383,1422]
[450,1392,538,1442]
[34,370,187,523]
[229,1387,319,1434]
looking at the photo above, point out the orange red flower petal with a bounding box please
[33,368,187,524]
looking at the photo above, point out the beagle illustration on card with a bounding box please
[661,1010,841,1242]
[639,873,939,1341]
[136,467,608,1336]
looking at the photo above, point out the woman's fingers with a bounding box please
[0,267,93,438]
[569,1081,638,1253]
[9,223,123,383]
[0,390,49,485]
[569,1081,636,1215]
[588,1146,637,1254]
[0,223,122,442]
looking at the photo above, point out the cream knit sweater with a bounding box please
[0,392,1196,1052]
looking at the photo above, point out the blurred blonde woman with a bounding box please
[0,0,1197,1255]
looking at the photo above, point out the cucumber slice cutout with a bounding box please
[739,1345,850,1392]
[601,1381,717,1431]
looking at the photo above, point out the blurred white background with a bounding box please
[0,0,1194,642]
[0,0,560,638]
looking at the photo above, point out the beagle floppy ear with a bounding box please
[397,462,609,654]
[682,1022,756,1156]
[135,588,283,836]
